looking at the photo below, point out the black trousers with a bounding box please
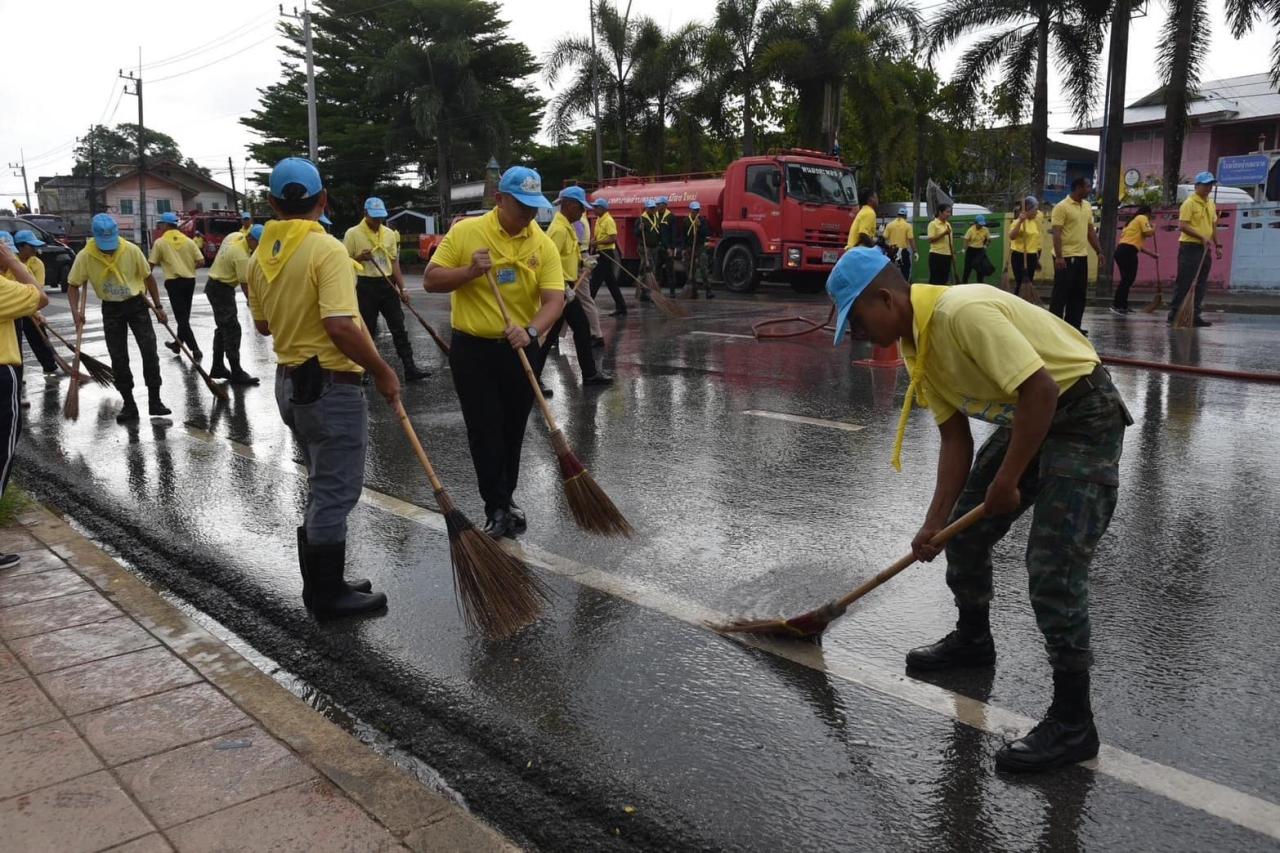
[1168,242,1211,322]
[0,365,20,501]
[15,318,57,373]
[102,296,161,394]
[1011,251,1039,290]
[1112,244,1139,310]
[205,281,242,367]
[537,294,598,381]
[163,277,199,353]
[449,330,536,518]
[928,252,952,285]
[1050,257,1089,330]
[356,276,415,366]
[895,248,913,282]
[962,247,987,283]
[590,248,627,312]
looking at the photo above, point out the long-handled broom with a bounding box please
[148,303,229,401]
[41,322,113,386]
[368,257,452,357]
[1142,251,1164,313]
[601,251,689,319]
[62,285,89,421]
[716,505,986,641]
[393,399,547,638]
[1172,245,1210,330]
[485,269,633,537]
[36,322,94,385]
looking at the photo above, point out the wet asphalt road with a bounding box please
[16,275,1280,851]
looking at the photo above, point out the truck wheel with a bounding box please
[720,243,758,293]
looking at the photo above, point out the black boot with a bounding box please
[297,527,371,608]
[303,539,386,617]
[148,389,171,417]
[116,395,140,424]
[165,340,181,355]
[905,607,996,670]
[228,357,259,386]
[995,670,1099,772]
[209,342,230,379]
[402,363,431,382]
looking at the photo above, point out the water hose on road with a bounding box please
[752,304,836,340]
[1101,354,1280,384]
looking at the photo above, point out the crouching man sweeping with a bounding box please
[828,246,1131,772]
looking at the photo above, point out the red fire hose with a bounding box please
[1101,354,1280,384]
[751,305,837,340]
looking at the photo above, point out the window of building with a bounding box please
[156,199,172,214]
[195,202,204,212]
[119,198,134,215]
[211,201,221,210]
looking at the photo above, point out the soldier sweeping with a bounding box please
[680,201,713,299]
[827,246,1130,772]
[205,223,262,386]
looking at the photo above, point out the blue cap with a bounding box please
[496,166,553,209]
[0,232,14,252]
[319,213,332,227]
[248,224,265,242]
[657,196,669,205]
[1194,171,1216,185]
[557,185,588,207]
[13,229,44,248]
[644,199,656,210]
[827,246,891,345]
[364,197,388,218]
[975,214,986,225]
[592,197,609,209]
[240,210,252,220]
[92,212,120,251]
[690,201,701,211]
[898,207,908,216]
[269,157,323,199]
[159,211,180,226]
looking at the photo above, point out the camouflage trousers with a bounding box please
[945,379,1127,673]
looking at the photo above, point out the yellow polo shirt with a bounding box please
[68,239,150,302]
[927,218,952,255]
[23,255,45,287]
[963,225,989,248]
[594,212,617,249]
[1050,197,1093,257]
[208,237,252,286]
[546,212,580,283]
[883,218,913,250]
[903,284,1098,426]
[342,220,400,278]
[148,230,202,279]
[1010,211,1044,255]
[0,278,40,365]
[246,220,362,373]
[431,209,563,339]
[846,205,878,249]
[1119,214,1154,250]
[1178,194,1216,244]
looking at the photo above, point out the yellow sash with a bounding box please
[892,284,949,471]
[86,240,127,286]
[359,219,392,261]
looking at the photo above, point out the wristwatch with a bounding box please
[525,325,539,346]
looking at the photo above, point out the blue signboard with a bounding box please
[1217,154,1271,186]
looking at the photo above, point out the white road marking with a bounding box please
[742,410,864,432]
[689,331,755,340]
[180,424,1280,842]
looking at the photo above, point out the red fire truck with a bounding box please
[590,149,858,293]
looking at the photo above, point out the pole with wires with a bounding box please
[281,3,320,162]
[7,152,30,213]
[119,58,148,250]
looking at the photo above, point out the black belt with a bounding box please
[276,364,362,384]
[1058,364,1110,408]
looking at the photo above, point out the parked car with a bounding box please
[0,216,75,291]
[21,214,67,239]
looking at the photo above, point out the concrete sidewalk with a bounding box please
[0,501,516,853]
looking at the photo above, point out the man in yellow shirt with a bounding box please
[149,212,205,360]
[540,186,611,388]
[588,198,627,315]
[828,245,1129,773]
[11,230,59,379]
[206,223,262,386]
[1049,177,1103,332]
[846,188,879,249]
[1168,171,1221,327]
[68,214,171,424]
[425,165,565,539]
[0,239,48,568]
[926,204,954,284]
[343,197,429,382]
[1009,196,1044,295]
[247,157,396,618]
[1111,204,1156,314]
[883,207,914,280]
[961,214,992,283]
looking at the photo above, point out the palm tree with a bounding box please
[1226,0,1280,86]
[761,0,920,153]
[632,23,703,173]
[926,0,1108,196]
[1158,0,1209,205]
[703,0,788,156]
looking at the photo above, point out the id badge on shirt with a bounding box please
[495,267,517,286]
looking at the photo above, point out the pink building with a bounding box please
[101,161,238,243]
[1070,73,1280,183]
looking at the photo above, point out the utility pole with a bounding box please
[120,55,149,249]
[7,151,31,213]
[281,3,319,161]
[228,156,239,209]
[1096,0,1131,299]
[84,129,99,216]
[588,0,604,184]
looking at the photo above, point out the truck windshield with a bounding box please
[784,164,857,207]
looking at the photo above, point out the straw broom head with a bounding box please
[1172,282,1197,328]
[435,487,549,639]
[79,352,115,388]
[1017,277,1042,306]
[62,376,80,421]
[645,277,691,319]
[550,430,634,538]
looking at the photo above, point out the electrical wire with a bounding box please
[140,11,276,71]
[149,34,281,84]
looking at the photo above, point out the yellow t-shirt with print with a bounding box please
[68,239,150,302]
[148,230,202,279]
[208,237,252,286]
[1050,197,1093,257]
[883,218,913,250]
[1010,211,1044,255]
[1178,194,1216,244]
[342,220,400,278]
[246,220,362,373]
[431,209,564,339]
[846,205,878,249]
[546,212,581,283]
[0,278,40,365]
[927,218,952,256]
[1119,214,1154,250]
[963,225,989,248]
[901,284,1098,426]
[23,256,45,287]
[594,212,618,248]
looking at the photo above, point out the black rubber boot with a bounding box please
[297,527,370,607]
[148,389,171,417]
[116,396,140,425]
[905,608,996,670]
[209,342,229,379]
[303,539,386,618]
[996,670,1099,773]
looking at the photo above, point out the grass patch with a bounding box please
[0,487,32,526]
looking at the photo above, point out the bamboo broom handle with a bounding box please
[369,257,451,355]
[394,401,445,492]
[71,285,87,374]
[484,269,561,433]
[833,505,987,611]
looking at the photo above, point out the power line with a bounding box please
[140,12,276,71]
[149,33,280,84]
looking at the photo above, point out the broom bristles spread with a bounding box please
[1172,284,1197,329]
[550,430,634,538]
[63,378,80,421]
[644,274,691,319]
[436,488,548,638]
[79,352,115,388]
[1142,292,1163,313]
[1017,278,1042,306]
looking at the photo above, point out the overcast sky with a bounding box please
[1,0,1273,205]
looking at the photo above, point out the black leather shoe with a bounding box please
[229,368,260,386]
[164,340,181,355]
[591,336,606,348]
[483,508,511,540]
[506,503,527,536]
[995,715,1099,773]
[209,363,231,379]
[116,399,140,424]
[608,309,628,317]
[1194,318,1213,327]
[583,371,614,387]
[540,385,554,399]
[906,630,996,670]
[403,365,431,382]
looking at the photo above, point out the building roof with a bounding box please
[1046,139,1098,162]
[101,160,235,197]
[1070,72,1280,135]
